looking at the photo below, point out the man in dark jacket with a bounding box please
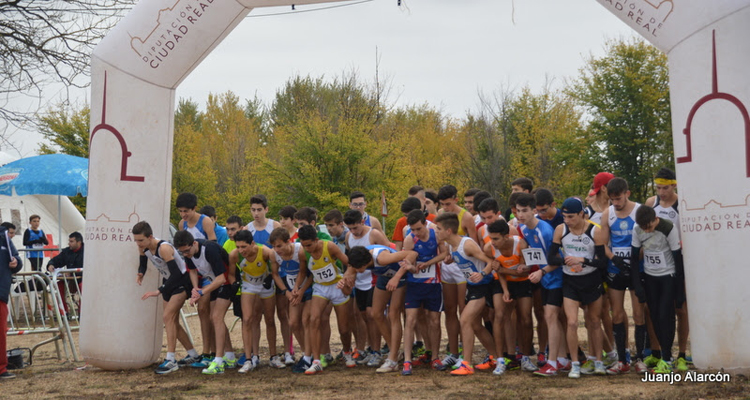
[0,225,23,379]
[47,232,84,315]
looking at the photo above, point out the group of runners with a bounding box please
[133,169,688,378]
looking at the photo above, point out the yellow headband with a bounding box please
[654,178,677,185]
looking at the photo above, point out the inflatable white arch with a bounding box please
[81,0,750,372]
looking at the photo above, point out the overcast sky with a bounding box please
[8,0,636,157]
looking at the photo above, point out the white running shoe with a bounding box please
[492,360,507,376]
[344,352,356,368]
[568,362,581,379]
[376,359,399,373]
[238,360,254,373]
[521,355,539,372]
[284,352,295,366]
[269,355,286,369]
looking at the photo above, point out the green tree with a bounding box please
[568,37,672,201]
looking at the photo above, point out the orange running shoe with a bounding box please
[476,355,496,371]
[450,361,474,376]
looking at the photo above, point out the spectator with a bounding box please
[47,232,84,316]
[0,224,23,379]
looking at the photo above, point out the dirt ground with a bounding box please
[4,301,750,400]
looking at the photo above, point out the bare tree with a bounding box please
[0,0,134,139]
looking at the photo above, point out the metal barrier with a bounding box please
[49,268,83,362]
[7,271,74,362]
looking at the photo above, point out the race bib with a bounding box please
[612,247,631,262]
[412,264,435,279]
[245,273,265,285]
[286,274,297,289]
[313,264,337,283]
[643,251,665,269]
[32,243,44,249]
[522,247,547,266]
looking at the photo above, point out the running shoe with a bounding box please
[594,360,606,375]
[412,353,430,366]
[652,359,672,374]
[238,353,246,365]
[190,354,211,368]
[376,359,399,373]
[568,362,581,379]
[634,359,648,374]
[322,353,335,368]
[431,359,442,370]
[643,354,659,368]
[580,359,595,375]
[476,355,496,371]
[177,354,202,366]
[352,349,366,362]
[401,361,413,376]
[559,360,571,372]
[358,352,375,366]
[451,356,464,370]
[606,361,630,375]
[269,355,285,369]
[201,361,224,375]
[284,352,295,366]
[366,352,383,367]
[506,357,521,371]
[381,344,390,357]
[435,354,460,371]
[155,359,178,374]
[304,360,323,375]
[521,355,539,372]
[292,358,311,373]
[533,363,557,377]
[686,355,693,364]
[674,357,689,372]
[603,351,618,368]
[335,350,345,363]
[492,360,507,376]
[238,360,254,373]
[343,351,356,368]
[450,360,474,376]
[223,357,238,369]
[536,352,546,367]
[251,355,260,369]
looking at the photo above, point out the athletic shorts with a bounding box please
[375,275,406,291]
[530,281,541,292]
[563,272,602,306]
[507,280,533,299]
[466,283,490,302]
[541,287,563,307]
[355,287,374,311]
[313,283,349,306]
[162,285,189,303]
[441,261,466,285]
[404,282,443,312]
[210,284,234,301]
[242,279,275,299]
[605,271,632,291]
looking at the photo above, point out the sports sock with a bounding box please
[303,355,312,363]
[213,357,223,364]
[557,357,568,367]
[548,360,558,369]
[225,352,235,360]
[635,324,647,360]
[613,322,627,362]
[187,348,199,358]
[166,352,176,362]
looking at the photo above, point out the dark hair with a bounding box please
[508,192,523,208]
[437,185,458,201]
[349,191,366,201]
[511,177,533,192]
[464,188,480,197]
[477,198,499,214]
[655,167,676,180]
[424,189,438,204]
[294,207,318,224]
[226,215,244,226]
[199,205,216,218]
[1,222,15,231]
[607,177,629,196]
[175,192,198,209]
[297,224,318,241]
[279,205,297,220]
[29,214,40,222]
[434,212,459,234]
[515,193,536,209]
[173,230,194,248]
[486,220,509,236]
[269,227,290,244]
[343,209,363,225]
[408,186,424,196]
[406,209,426,226]
[535,188,555,207]
[636,206,657,228]
[401,197,422,214]
[234,230,254,245]
[250,194,268,208]
[324,209,343,224]
[348,246,373,268]
[472,191,491,210]
[69,231,83,243]
[132,221,153,237]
